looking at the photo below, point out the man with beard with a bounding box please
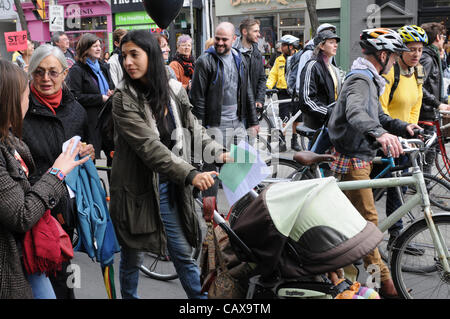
[233,18,267,110]
[190,22,259,197]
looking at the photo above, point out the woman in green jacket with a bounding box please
[110,30,229,299]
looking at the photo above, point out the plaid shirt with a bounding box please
[330,148,372,174]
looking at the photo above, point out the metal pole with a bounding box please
[190,0,195,55]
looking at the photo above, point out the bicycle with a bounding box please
[257,89,306,154]
[264,132,450,267]
[419,110,450,182]
[230,138,450,299]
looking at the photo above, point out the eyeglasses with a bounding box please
[32,68,65,79]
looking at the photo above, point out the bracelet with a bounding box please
[47,167,66,181]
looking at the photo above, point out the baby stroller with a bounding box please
[197,177,383,299]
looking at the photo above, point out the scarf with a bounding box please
[30,83,63,116]
[173,52,195,78]
[22,210,74,276]
[86,58,110,95]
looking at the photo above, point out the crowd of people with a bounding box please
[0,16,449,300]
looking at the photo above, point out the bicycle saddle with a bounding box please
[296,125,317,138]
[293,151,336,166]
[266,89,279,96]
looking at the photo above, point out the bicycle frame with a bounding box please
[263,94,301,134]
[336,149,450,273]
[419,110,450,177]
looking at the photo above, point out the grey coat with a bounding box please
[0,135,66,299]
[328,71,408,162]
[109,79,224,254]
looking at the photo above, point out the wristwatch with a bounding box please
[47,167,66,181]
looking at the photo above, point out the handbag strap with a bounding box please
[205,222,216,272]
[212,227,229,273]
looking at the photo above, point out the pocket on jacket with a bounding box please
[123,191,158,235]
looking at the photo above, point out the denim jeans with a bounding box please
[26,273,57,299]
[119,182,206,299]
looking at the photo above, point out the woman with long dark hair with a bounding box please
[109,30,229,299]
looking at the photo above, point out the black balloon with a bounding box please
[143,0,184,30]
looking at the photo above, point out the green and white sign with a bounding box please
[115,11,155,26]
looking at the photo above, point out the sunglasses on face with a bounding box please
[32,68,65,79]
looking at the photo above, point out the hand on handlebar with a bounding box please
[376,133,404,158]
[406,124,424,138]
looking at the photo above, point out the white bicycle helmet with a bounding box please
[360,28,410,54]
[316,23,337,36]
[279,35,300,46]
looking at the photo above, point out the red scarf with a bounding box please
[22,210,74,276]
[30,83,63,115]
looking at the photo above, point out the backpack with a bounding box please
[97,96,114,158]
[286,45,314,96]
[383,63,425,104]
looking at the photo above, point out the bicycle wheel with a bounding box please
[401,172,450,212]
[139,246,201,281]
[265,157,315,181]
[139,222,202,281]
[390,214,450,299]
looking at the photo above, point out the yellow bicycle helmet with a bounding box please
[397,25,429,44]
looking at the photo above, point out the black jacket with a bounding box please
[190,47,258,128]
[299,58,340,130]
[420,46,445,121]
[233,38,267,104]
[22,86,90,228]
[66,60,115,157]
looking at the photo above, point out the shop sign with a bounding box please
[217,0,306,16]
[216,0,339,16]
[111,0,202,13]
[115,11,155,25]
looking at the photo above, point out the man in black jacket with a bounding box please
[190,22,259,197]
[190,22,259,146]
[233,18,267,109]
[420,22,450,174]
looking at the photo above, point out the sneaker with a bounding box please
[387,235,425,256]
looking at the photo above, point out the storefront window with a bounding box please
[65,16,108,32]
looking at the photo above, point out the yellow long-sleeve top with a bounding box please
[380,67,423,124]
[266,54,287,90]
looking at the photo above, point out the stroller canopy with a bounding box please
[232,177,383,278]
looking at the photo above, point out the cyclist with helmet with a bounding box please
[266,34,302,152]
[377,26,428,254]
[328,28,422,298]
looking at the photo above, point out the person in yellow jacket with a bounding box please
[378,25,429,254]
[266,34,301,151]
